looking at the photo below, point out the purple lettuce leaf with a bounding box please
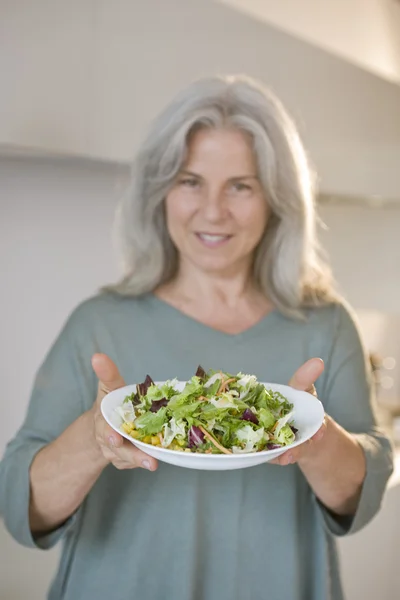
[130,392,141,406]
[137,374,154,397]
[195,365,207,382]
[267,443,281,450]
[150,398,169,413]
[241,408,259,425]
[188,425,205,448]
[131,374,155,405]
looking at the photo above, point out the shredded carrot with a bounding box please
[218,377,236,394]
[198,425,232,455]
[216,371,225,394]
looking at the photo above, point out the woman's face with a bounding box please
[165,128,269,278]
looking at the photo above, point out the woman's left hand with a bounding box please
[271,357,328,466]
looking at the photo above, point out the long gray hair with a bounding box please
[107,75,336,318]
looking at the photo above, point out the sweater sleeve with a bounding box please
[0,307,97,549]
[316,303,393,536]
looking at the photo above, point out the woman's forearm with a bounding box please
[298,415,366,516]
[29,410,109,535]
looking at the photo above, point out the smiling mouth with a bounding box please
[195,233,232,247]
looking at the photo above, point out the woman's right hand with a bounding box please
[90,353,158,472]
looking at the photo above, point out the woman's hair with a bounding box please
[107,74,336,318]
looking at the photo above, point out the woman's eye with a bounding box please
[179,178,199,188]
[232,182,252,193]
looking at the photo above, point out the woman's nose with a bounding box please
[201,188,228,222]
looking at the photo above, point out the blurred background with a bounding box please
[1,1,400,598]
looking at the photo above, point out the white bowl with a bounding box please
[101,381,324,471]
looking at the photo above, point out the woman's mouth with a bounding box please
[195,233,232,247]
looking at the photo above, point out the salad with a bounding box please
[116,366,298,455]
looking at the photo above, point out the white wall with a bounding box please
[219,0,400,83]
[2,0,400,200]
[1,156,400,599]
[0,157,125,599]
[338,483,400,600]
[0,157,125,456]
[319,203,400,315]
[319,202,400,410]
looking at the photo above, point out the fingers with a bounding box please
[92,353,126,405]
[101,440,158,471]
[311,419,327,442]
[94,409,124,448]
[276,447,304,466]
[92,352,126,391]
[271,419,328,466]
[94,410,158,471]
[307,383,317,397]
[90,353,157,471]
[270,362,327,468]
[288,358,324,392]
[272,442,310,466]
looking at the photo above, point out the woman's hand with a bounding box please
[271,357,366,515]
[90,353,158,472]
[271,358,327,466]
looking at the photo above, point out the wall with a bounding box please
[1,156,400,598]
[319,202,400,410]
[0,157,124,456]
[219,0,400,83]
[1,0,400,200]
[0,156,124,598]
[338,482,400,600]
[319,203,400,315]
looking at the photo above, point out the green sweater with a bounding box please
[0,293,393,600]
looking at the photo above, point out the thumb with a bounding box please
[288,358,324,391]
[92,353,126,404]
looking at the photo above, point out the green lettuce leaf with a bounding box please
[182,376,204,397]
[257,407,276,430]
[169,400,203,421]
[168,376,204,408]
[232,424,265,453]
[214,417,247,447]
[146,385,165,402]
[134,406,168,435]
[203,380,221,397]
[162,417,187,447]
[276,423,295,445]
[250,386,293,416]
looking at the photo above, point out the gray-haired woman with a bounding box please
[0,75,393,600]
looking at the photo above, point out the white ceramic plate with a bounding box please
[101,381,324,471]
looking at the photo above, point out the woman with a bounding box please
[0,75,393,600]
